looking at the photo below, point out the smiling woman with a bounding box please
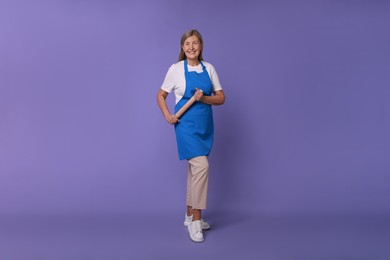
[157,29,225,243]
[179,32,203,65]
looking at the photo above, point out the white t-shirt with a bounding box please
[160,60,223,104]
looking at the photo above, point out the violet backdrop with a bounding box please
[1,0,390,216]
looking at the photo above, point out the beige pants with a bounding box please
[186,156,209,210]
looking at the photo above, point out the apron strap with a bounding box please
[200,61,206,71]
[184,59,189,73]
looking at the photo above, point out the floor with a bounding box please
[1,211,389,260]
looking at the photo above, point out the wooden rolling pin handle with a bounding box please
[174,89,202,119]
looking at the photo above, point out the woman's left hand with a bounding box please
[194,88,204,102]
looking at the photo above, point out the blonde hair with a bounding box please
[178,29,204,62]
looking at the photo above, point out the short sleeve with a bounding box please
[209,64,223,92]
[160,64,176,93]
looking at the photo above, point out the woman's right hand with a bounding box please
[165,114,179,125]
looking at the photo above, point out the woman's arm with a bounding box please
[157,89,179,125]
[196,90,225,106]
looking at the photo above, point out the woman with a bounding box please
[157,29,225,242]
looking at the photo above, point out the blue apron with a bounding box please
[174,59,214,160]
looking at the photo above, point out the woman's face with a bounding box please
[182,35,202,61]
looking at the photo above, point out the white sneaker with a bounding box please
[184,214,210,230]
[188,220,204,242]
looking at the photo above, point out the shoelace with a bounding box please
[191,222,202,235]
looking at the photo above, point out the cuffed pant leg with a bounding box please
[186,156,209,210]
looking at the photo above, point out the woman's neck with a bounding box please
[186,58,200,67]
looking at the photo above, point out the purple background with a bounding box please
[1,0,390,259]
